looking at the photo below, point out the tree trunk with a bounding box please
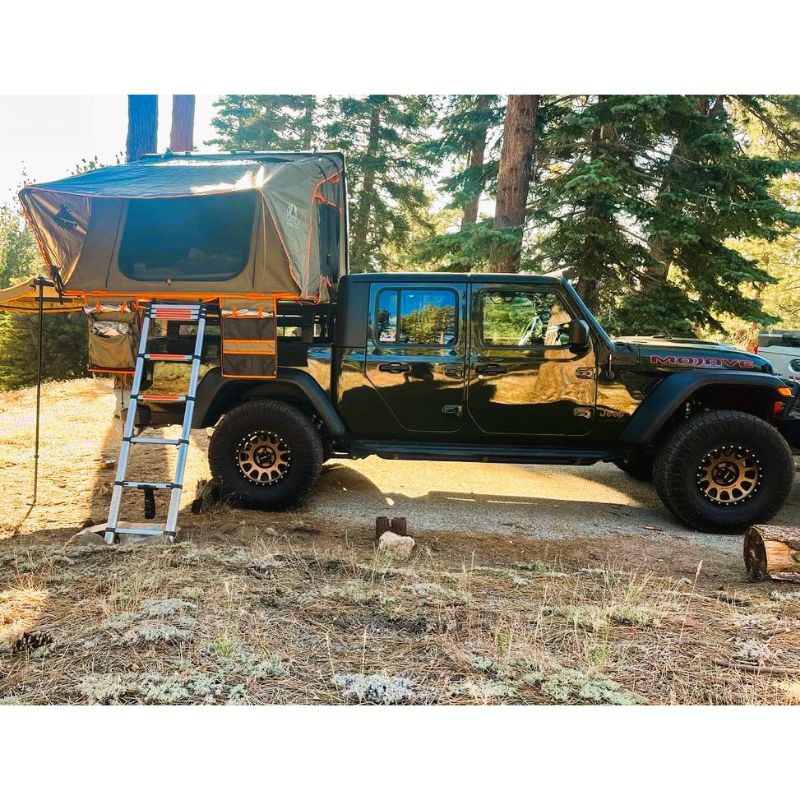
[350,104,381,271]
[744,525,800,581]
[488,95,539,273]
[461,143,486,229]
[301,96,315,149]
[126,95,158,163]
[461,96,492,230]
[170,95,195,152]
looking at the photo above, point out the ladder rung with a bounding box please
[143,354,193,362]
[118,480,180,490]
[113,527,168,537]
[129,436,183,446]
[138,394,187,402]
[150,306,202,320]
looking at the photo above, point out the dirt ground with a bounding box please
[2,378,800,705]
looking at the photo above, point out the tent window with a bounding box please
[317,202,340,280]
[118,193,257,282]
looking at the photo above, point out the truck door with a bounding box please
[467,283,597,438]
[365,281,466,432]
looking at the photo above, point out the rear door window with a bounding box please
[375,288,458,346]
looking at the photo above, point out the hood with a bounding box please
[614,335,773,374]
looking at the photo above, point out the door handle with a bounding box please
[379,362,411,373]
[475,363,508,376]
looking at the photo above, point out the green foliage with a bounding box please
[409,219,497,272]
[326,95,437,271]
[0,203,38,287]
[400,302,455,345]
[0,202,88,389]
[531,95,800,334]
[426,95,504,219]
[209,95,320,150]
[725,98,800,340]
[0,310,88,390]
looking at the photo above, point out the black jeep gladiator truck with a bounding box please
[140,272,800,534]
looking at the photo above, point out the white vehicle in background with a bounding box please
[757,330,800,384]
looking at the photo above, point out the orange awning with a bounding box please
[0,277,85,314]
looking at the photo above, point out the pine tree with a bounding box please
[209,95,320,151]
[0,202,38,287]
[0,312,88,389]
[531,95,800,334]
[429,95,503,228]
[726,97,800,339]
[325,95,437,271]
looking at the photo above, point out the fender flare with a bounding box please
[193,366,347,436]
[619,370,788,445]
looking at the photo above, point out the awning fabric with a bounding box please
[0,278,85,313]
[18,152,346,303]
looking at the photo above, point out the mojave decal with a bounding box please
[649,355,756,369]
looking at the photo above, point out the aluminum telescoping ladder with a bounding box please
[104,302,207,544]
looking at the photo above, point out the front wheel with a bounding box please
[652,410,794,534]
[209,399,323,510]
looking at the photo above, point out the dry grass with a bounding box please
[2,528,800,705]
[2,378,800,705]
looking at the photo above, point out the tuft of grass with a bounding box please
[333,673,422,705]
[540,669,646,705]
[449,680,518,702]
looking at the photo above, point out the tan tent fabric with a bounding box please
[0,277,85,313]
[19,152,346,304]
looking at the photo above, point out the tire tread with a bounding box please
[653,410,794,534]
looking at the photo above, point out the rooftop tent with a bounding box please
[18,152,347,303]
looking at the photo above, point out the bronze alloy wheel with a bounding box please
[236,430,292,486]
[695,444,762,506]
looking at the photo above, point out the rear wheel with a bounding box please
[652,410,794,534]
[209,399,323,510]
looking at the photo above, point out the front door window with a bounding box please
[468,286,596,438]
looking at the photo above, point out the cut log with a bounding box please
[744,525,800,582]
[191,477,221,514]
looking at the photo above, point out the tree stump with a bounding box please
[744,525,800,581]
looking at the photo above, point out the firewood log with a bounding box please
[744,525,800,581]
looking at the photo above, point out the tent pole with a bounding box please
[31,277,45,506]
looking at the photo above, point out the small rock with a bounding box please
[69,531,108,547]
[66,523,110,547]
[378,531,415,560]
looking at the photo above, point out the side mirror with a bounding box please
[569,319,590,349]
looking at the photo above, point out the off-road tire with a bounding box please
[614,451,655,482]
[209,399,323,511]
[652,410,794,534]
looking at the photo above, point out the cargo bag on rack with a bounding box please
[86,306,139,374]
[220,302,277,379]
